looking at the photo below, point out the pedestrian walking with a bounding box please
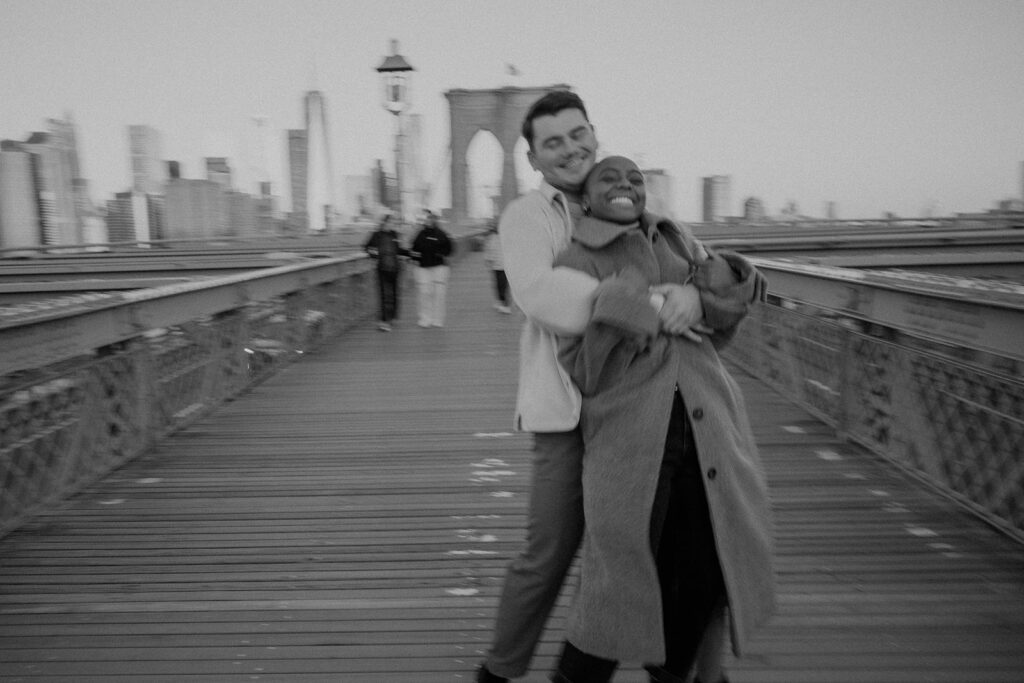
[363,212,409,332]
[410,210,454,327]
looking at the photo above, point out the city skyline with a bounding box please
[2,0,1023,222]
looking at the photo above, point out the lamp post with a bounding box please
[375,39,414,226]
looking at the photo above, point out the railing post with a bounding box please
[835,322,855,441]
[132,336,158,453]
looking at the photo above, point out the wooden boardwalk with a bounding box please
[1,251,1023,682]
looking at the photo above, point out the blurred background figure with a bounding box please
[484,219,511,314]
[363,212,409,331]
[410,210,453,327]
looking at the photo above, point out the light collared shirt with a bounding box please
[498,181,600,432]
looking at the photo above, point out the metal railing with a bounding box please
[0,234,481,539]
[2,241,1022,544]
[725,298,1024,544]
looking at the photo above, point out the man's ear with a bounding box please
[526,149,538,171]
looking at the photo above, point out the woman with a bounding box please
[551,156,776,683]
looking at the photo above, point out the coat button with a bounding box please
[692,407,704,420]
[707,467,717,480]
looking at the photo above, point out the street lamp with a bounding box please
[375,39,414,224]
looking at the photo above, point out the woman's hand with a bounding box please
[650,283,713,342]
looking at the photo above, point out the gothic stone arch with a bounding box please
[445,84,572,226]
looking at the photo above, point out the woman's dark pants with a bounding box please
[554,392,726,682]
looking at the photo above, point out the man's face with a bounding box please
[583,156,645,224]
[527,108,598,192]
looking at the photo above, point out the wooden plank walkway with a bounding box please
[1,251,1023,682]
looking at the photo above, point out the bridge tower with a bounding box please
[445,84,571,227]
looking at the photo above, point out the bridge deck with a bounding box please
[1,252,1022,682]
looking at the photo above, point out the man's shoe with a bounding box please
[377,322,391,332]
[475,663,509,683]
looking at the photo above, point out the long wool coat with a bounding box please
[554,214,776,665]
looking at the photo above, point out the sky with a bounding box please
[2,0,1023,222]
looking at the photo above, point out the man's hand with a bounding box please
[650,283,713,342]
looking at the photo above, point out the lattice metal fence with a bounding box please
[0,269,375,537]
[0,233,488,538]
[727,302,1024,543]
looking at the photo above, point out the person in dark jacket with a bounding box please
[409,210,454,327]
[363,212,409,332]
[550,156,775,683]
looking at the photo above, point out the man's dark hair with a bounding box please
[521,90,589,149]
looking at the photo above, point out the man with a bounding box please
[477,91,708,683]
[363,212,408,332]
[410,210,454,327]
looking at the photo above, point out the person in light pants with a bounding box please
[410,211,454,327]
[414,260,450,326]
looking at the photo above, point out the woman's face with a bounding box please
[583,156,645,224]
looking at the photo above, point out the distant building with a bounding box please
[46,117,87,243]
[105,192,134,243]
[20,130,80,245]
[302,90,336,232]
[743,197,766,221]
[164,178,227,239]
[106,190,163,244]
[401,112,424,220]
[641,168,674,219]
[225,190,257,237]
[287,128,308,229]
[255,181,280,235]
[701,175,731,223]
[128,125,165,195]
[205,157,233,190]
[0,144,42,250]
[0,116,94,249]
[342,174,379,221]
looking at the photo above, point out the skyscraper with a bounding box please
[0,143,41,250]
[21,122,83,246]
[0,116,88,249]
[287,128,308,231]
[21,132,72,245]
[128,125,165,195]
[49,116,91,241]
[302,90,336,231]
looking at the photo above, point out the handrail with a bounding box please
[723,266,1024,544]
[0,233,482,538]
